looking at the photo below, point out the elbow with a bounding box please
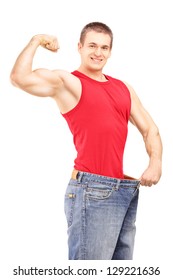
[10,71,18,87]
[151,125,160,138]
[143,124,161,142]
[10,71,24,88]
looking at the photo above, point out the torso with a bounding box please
[61,70,131,178]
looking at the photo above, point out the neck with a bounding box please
[77,67,107,82]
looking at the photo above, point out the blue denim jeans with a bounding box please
[64,171,140,260]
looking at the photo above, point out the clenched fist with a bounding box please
[33,34,59,52]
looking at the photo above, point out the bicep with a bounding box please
[130,103,153,136]
[128,85,156,137]
[19,69,63,97]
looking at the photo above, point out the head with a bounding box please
[79,22,113,49]
[78,22,113,73]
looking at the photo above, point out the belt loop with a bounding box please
[77,171,84,183]
[113,179,120,190]
[137,181,141,189]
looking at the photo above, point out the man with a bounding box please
[10,22,162,260]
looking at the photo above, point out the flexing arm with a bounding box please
[126,83,162,187]
[10,35,62,97]
[10,35,81,113]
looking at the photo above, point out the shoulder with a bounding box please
[54,69,80,83]
[53,69,81,91]
[122,81,138,100]
[106,75,131,92]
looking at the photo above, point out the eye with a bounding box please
[102,46,109,50]
[89,44,95,49]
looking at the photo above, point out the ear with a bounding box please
[78,42,82,52]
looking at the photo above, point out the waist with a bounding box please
[71,169,140,189]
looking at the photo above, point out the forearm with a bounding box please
[141,126,162,185]
[10,36,40,84]
[144,127,162,163]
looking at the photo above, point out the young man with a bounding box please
[10,22,162,260]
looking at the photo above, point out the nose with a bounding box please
[94,47,102,56]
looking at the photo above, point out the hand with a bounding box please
[34,34,59,52]
[139,162,162,187]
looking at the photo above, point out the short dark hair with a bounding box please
[80,22,113,49]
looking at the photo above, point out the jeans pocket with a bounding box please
[85,183,112,200]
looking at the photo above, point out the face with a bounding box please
[78,31,112,71]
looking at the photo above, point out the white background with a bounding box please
[0,0,172,279]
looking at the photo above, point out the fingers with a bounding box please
[139,165,161,187]
[139,176,158,187]
[140,179,153,187]
[44,39,59,52]
[34,35,59,52]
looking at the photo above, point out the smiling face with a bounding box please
[78,31,112,74]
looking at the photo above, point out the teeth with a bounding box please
[92,58,101,62]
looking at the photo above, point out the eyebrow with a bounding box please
[88,42,110,48]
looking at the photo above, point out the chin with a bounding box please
[90,65,103,71]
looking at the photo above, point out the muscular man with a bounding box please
[10,22,162,260]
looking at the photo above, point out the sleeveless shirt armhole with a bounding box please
[115,78,132,118]
[61,80,83,117]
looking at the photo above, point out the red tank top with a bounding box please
[62,71,131,178]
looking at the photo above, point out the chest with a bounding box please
[82,82,131,122]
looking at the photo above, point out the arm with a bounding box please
[10,34,81,113]
[126,83,162,187]
[10,34,61,97]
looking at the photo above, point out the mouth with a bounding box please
[91,57,103,63]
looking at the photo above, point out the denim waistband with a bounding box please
[72,170,140,189]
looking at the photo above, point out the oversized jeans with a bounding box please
[64,171,140,260]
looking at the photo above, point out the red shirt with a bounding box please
[62,71,131,178]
